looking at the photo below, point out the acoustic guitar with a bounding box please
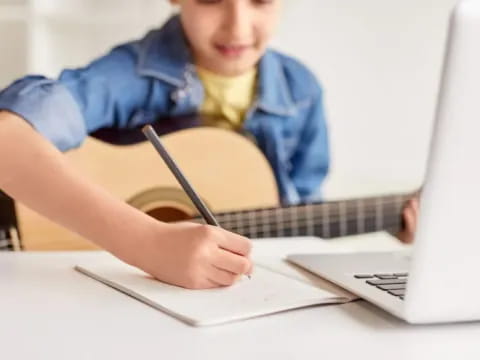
[16,126,412,250]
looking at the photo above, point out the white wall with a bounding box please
[0,2,29,86]
[272,0,458,198]
[0,0,460,199]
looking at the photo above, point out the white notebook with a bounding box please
[75,255,348,326]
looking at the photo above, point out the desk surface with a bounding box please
[2,233,480,359]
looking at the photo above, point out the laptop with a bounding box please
[288,0,480,324]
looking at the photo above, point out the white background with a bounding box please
[0,0,460,199]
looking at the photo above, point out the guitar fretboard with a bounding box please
[201,193,411,239]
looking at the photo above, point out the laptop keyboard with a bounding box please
[354,273,408,300]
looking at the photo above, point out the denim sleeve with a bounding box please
[289,84,330,202]
[0,44,149,152]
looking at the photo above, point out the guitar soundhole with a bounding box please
[127,187,200,224]
[146,207,191,223]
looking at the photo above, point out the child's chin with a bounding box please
[212,59,257,76]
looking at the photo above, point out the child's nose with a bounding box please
[222,2,253,40]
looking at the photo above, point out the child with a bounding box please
[398,197,418,244]
[0,0,415,289]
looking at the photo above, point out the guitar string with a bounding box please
[210,215,403,234]
[215,210,403,228]
[206,207,405,235]
[182,195,409,236]
[177,194,410,222]
[211,196,409,226]
[215,207,404,227]
[213,194,410,217]
[222,217,403,235]
[223,213,404,225]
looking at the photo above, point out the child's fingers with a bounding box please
[203,278,224,289]
[406,200,419,232]
[216,231,252,257]
[411,197,420,213]
[402,205,416,244]
[208,265,241,287]
[212,248,251,275]
[405,210,415,234]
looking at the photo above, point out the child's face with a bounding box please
[171,0,281,76]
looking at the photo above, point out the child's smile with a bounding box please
[214,43,253,59]
[171,0,281,76]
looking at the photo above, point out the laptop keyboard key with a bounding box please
[377,284,407,291]
[354,274,375,279]
[366,279,407,286]
[388,289,406,297]
[354,272,409,299]
[375,275,398,280]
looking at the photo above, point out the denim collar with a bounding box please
[137,16,297,116]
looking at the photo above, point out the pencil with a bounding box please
[142,125,250,280]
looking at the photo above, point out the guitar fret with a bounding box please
[356,198,365,234]
[261,208,270,238]
[276,207,284,237]
[339,201,347,237]
[223,212,231,231]
[322,203,330,238]
[248,210,257,238]
[396,194,406,232]
[306,203,315,236]
[291,205,299,237]
[361,198,375,233]
[375,197,383,232]
[331,203,342,237]
[236,210,244,236]
[396,195,404,221]
[281,208,292,237]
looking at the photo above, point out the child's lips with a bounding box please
[215,44,251,58]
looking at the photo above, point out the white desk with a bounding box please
[2,233,480,359]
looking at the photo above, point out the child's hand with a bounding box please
[130,222,252,289]
[0,111,251,290]
[396,197,420,244]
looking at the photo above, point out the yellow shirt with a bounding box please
[196,66,257,130]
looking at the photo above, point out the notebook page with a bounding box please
[75,256,345,326]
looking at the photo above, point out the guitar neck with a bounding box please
[208,193,412,239]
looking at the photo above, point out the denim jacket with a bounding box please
[0,16,329,205]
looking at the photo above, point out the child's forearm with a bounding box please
[0,111,253,289]
[0,111,160,259]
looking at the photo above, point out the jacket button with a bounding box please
[171,89,186,102]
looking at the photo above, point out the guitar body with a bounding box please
[18,128,279,250]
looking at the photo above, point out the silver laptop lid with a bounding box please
[405,0,480,323]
